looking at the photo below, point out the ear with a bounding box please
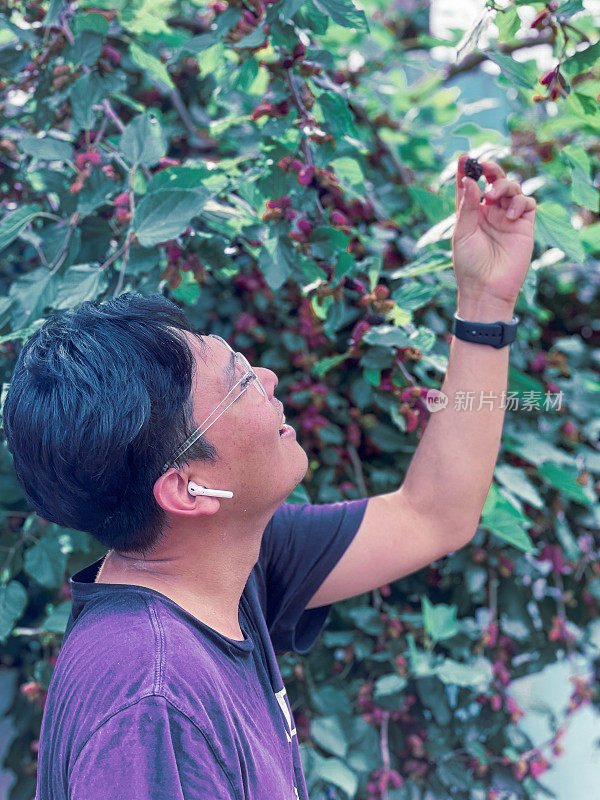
[153,469,221,518]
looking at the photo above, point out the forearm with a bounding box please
[399,294,515,541]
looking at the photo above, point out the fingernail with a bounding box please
[461,177,467,186]
[507,208,517,218]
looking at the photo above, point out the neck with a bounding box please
[96,504,277,640]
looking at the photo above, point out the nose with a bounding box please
[256,367,278,398]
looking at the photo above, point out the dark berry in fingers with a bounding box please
[464,157,483,181]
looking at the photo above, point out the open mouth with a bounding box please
[278,415,294,437]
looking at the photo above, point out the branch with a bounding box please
[347,443,368,497]
[165,15,211,35]
[113,234,133,296]
[101,99,126,133]
[380,711,391,800]
[444,31,556,81]
[166,87,210,147]
[285,69,326,216]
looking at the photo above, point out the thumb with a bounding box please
[455,175,481,239]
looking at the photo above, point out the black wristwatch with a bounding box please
[452,313,520,348]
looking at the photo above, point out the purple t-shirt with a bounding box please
[35,498,368,800]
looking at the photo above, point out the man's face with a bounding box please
[184,333,309,507]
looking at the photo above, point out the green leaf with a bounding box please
[296,0,329,33]
[536,462,596,506]
[362,326,411,348]
[0,205,42,252]
[171,270,201,305]
[495,5,521,39]
[179,9,241,54]
[410,326,435,353]
[64,31,104,67]
[69,70,106,130]
[315,757,358,799]
[257,236,295,291]
[557,0,584,17]
[134,188,210,247]
[570,172,599,212]
[19,133,73,162]
[494,464,543,509]
[482,49,538,89]
[561,145,592,176]
[52,265,108,310]
[9,267,58,328]
[23,535,68,588]
[312,0,368,30]
[41,600,72,633]
[285,483,311,504]
[311,716,348,758]
[422,596,458,641]
[535,201,585,263]
[120,112,167,167]
[330,157,365,189]
[436,657,493,689]
[77,169,116,217]
[374,674,407,698]
[562,41,600,78]
[392,281,438,311]
[561,147,599,211]
[316,93,359,139]
[347,606,385,635]
[130,42,175,91]
[481,483,536,553]
[0,581,27,641]
[73,12,109,35]
[566,92,600,130]
[438,759,474,791]
[313,353,349,377]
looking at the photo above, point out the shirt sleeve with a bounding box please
[258,498,368,656]
[69,695,238,800]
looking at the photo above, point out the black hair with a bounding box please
[2,292,217,555]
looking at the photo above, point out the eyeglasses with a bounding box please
[163,334,268,472]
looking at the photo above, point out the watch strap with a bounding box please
[452,313,520,348]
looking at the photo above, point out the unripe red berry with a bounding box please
[115,208,132,224]
[113,192,129,208]
[331,210,348,227]
[530,8,550,28]
[290,159,304,172]
[157,156,180,169]
[293,42,306,61]
[101,44,121,65]
[297,164,314,186]
[297,218,313,236]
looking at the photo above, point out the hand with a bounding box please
[452,154,537,315]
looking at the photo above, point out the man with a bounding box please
[3,154,535,799]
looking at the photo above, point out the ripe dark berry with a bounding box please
[464,157,483,181]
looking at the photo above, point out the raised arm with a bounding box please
[306,154,537,609]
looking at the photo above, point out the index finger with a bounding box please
[479,159,507,184]
[455,154,507,208]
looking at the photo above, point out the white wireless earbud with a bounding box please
[188,481,233,499]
